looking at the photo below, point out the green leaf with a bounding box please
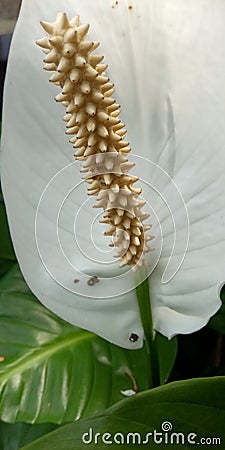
[20,377,225,450]
[155,333,177,384]
[0,421,59,450]
[0,202,16,277]
[0,264,152,424]
[209,285,225,334]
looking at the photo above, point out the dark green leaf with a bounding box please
[0,202,16,277]
[171,327,218,379]
[0,265,150,424]
[0,421,59,450]
[209,285,225,334]
[20,377,225,450]
[155,333,177,384]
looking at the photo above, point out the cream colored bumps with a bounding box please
[37,12,153,267]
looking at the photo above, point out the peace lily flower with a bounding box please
[1,0,225,349]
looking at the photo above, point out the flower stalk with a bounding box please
[135,268,160,388]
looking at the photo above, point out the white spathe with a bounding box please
[1,0,225,349]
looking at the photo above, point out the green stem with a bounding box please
[135,267,160,388]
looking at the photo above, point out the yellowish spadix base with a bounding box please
[37,12,153,267]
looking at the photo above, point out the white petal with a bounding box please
[1,0,225,347]
[147,0,225,336]
[0,0,145,349]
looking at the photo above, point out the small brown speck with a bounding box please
[73,278,79,284]
[87,276,99,286]
[112,5,114,8]
[128,5,133,10]
[116,1,118,4]
[0,356,5,362]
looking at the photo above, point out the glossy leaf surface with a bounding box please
[0,265,176,424]
[21,377,225,449]
[0,421,59,450]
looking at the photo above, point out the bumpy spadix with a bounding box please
[37,12,153,267]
